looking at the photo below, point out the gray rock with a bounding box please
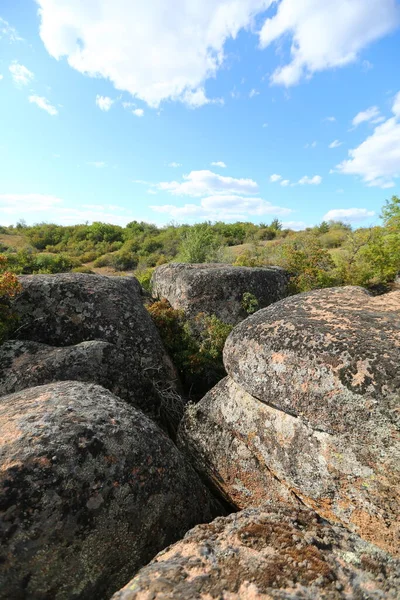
[179,288,400,555]
[111,503,400,600]
[0,381,223,600]
[7,273,182,431]
[151,263,290,324]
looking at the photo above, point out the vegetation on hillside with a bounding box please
[0,195,398,294]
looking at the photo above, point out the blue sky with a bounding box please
[1,0,399,229]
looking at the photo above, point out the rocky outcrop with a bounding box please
[111,503,400,600]
[0,381,223,600]
[179,287,400,555]
[5,273,182,430]
[151,263,290,324]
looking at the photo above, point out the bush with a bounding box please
[178,223,224,263]
[135,267,155,291]
[147,299,232,398]
[242,292,259,314]
[0,255,22,343]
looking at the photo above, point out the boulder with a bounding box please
[0,340,177,427]
[151,263,290,325]
[0,381,223,600]
[6,273,182,430]
[179,288,400,555]
[111,503,400,600]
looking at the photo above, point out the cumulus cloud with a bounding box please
[95,95,114,111]
[336,91,400,188]
[298,175,322,185]
[29,95,58,116]
[0,17,23,42]
[329,140,343,149]
[211,161,227,168]
[260,0,400,86]
[132,108,144,117]
[9,62,34,86]
[282,221,307,231]
[352,106,385,127]
[155,170,258,197]
[151,194,291,222]
[323,208,375,224]
[269,174,282,182]
[280,179,290,187]
[36,0,271,108]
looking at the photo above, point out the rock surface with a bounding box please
[6,273,182,430]
[151,263,290,324]
[0,381,222,600]
[179,287,400,555]
[111,503,400,600]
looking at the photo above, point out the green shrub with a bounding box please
[147,299,232,398]
[135,267,155,291]
[242,292,259,314]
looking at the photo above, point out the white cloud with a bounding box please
[0,75,3,80]
[29,95,58,116]
[282,221,307,231]
[336,91,400,189]
[151,194,291,222]
[259,0,400,86]
[133,108,144,117]
[156,170,258,197]
[36,0,270,108]
[9,62,34,86]
[352,106,385,127]
[249,88,260,98]
[280,179,290,187]
[183,88,223,108]
[168,162,182,168]
[270,174,282,182]
[392,91,400,117]
[323,208,375,224]
[0,193,62,214]
[0,193,134,226]
[211,161,227,168]
[122,101,135,109]
[298,175,322,185]
[329,140,343,149]
[96,95,114,111]
[87,161,106,168]
[0,17,23,42]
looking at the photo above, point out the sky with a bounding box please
[0,0,399,230]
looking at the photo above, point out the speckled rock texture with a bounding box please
[0,381,223,600]
[111,503,400,600]
[6,273,182,430]
[151,263,290,325]
[179,287,400,556]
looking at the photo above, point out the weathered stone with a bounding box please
[111,503,400,600]
[151,263,290,324]
[224,287,400,434]
[0,381,223,600]
[179,288,400,555]
[7,273,182,430]
[0,340,176,426]
[179,377,400,555]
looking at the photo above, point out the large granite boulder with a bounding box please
[151,263,290,325]
[0,381,223,600]
[111,503,400,600]
[179,287,400,556]
[5,273,182,431]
